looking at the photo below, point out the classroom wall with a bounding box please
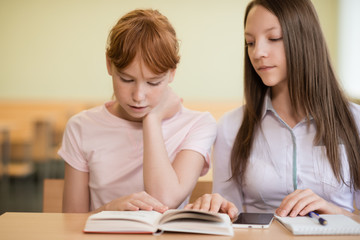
[1,0,356,103]
[338,0,360,99]
[0,0,245,102]
[311,0,339,75]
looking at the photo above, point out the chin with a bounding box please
[261,79,282,87]
[129,113,148,121]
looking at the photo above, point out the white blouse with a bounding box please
[213,93,360,213]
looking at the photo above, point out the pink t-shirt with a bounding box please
[58,101,216,210]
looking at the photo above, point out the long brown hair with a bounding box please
[231,0,360,190]
[106,9,180,74]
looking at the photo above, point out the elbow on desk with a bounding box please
[159,195,187,209]
[148,189,189,210]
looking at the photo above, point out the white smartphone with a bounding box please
[232,213,274,228]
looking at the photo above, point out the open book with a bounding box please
[84,209,234,236]
[275,214,360,235]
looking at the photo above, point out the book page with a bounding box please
[158,209,223,225]
[157,209,233,236]
[84,210,234,236]
[88,210,162,226]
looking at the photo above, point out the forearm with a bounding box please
[142,115,189,208]
[62,163,90,213]
[350,212,360,223]
[338,206,360,223]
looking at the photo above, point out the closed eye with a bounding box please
[269,37,283,42]
[147,81,162,86]
[120,77,133,83]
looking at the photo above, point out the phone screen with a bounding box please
[232,213,274,228]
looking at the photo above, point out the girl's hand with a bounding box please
[184,193,238,221]
[146,87,182,122]
[275,189,346,217]
[103,191,168,213]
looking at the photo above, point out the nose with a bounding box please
[132,83,146,103]
[252,40,268,59]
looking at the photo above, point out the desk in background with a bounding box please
[0,212,359,240]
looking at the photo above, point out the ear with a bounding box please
[168,69,176,83]
[106,55,113,76]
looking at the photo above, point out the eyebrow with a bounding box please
[118,71,167,81]
[245,26,280,37]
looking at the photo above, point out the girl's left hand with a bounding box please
[275,188,346,217]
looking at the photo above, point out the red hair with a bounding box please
[106,9,180,74]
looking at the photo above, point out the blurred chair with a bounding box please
[43,178,64,213]
[32,120,53,163]
[1,125,34,178]
[0,127,10,177]
[8,142,34,178]
[189,168,213,203]
[189,180,212,203]
[32,120,56,179]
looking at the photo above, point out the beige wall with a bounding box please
[0,0,339,102]
[312,0,339,74]
[338,0,360,99]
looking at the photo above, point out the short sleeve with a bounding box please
[58,115,89,172]
[179,112,217,176]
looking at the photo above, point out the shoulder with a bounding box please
[215,105,245,145]
[65,104,105,129]
[349,102,360,119]
[215,106,244,152]
[218,105,245,132]
[178,106,217,126]
[349,102,360,129]
[164,106,217,139]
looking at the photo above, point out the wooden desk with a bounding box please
[0,212,359,240]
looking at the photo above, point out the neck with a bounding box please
[270,86,305,128]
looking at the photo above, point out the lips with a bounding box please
[128,105,148,112]
[130,105,146,109]
[258,65,274,71]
